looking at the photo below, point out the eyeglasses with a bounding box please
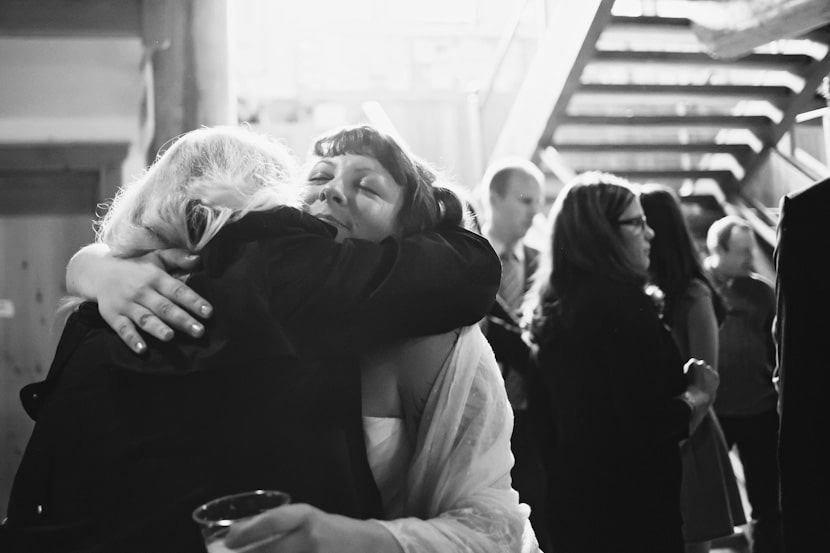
[616,215,648,232]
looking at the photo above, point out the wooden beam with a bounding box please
[0,0,141,37]
[0,171,99,215]
[689,0,830,59]
[488,0,616,162]
[576,83,794,106]
[141,0,233,162]
[0,143,129,208]
[591,50,815,74]
[0,143,129,171]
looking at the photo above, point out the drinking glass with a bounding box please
[192,489,290,553]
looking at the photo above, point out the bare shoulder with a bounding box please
[361,330,461,419]
[396,330,461,392]
[396,330,461,437]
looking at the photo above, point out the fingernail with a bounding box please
[185,254,199,261]
[134,341,146,353]
[191,323,204,337]
[161,329,174,341]
[200,304,212,317]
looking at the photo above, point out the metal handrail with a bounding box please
[771,146,825,183]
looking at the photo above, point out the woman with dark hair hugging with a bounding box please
[3,125,538,553]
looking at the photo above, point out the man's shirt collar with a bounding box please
[485,232,525,263]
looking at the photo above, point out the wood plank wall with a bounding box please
[0,143,126,519]
[0,214,95,519]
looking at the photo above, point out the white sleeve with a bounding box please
[374,325,541,553]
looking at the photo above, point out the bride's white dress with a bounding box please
[363,325,541,553]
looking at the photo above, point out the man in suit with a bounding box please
[480,157,550,550]
[774,176,830,553]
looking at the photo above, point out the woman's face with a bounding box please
[615,196,655,271]
[304,154,404,243]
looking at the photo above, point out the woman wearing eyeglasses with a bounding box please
[524,172,719,552]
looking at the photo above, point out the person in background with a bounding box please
[526,173,719,552]
[773,176,830,553]
[0,126,504,552]
[640,185,745,553]
[479,157,550,551]
[526,172,719,553]
[704,216,782,553]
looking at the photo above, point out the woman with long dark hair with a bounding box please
[526,172,719,552]
[639,184,745,553]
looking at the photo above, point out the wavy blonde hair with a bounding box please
[60,126,300,318]
[99,126,301,256]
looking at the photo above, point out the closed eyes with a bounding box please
[307,173,331,184]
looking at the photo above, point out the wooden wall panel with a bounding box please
[0,0,141,37]
[0,214,95,519]
[0,171,99,215]
[0,143,124,519]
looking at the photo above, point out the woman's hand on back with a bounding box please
[66,244,212,353]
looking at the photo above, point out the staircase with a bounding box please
[477,1,830,263]
[542,13,830,199]
[484,2,830,203]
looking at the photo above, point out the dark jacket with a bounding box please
[1,207,500,553]
[774,176,830,552]
[707,270,777,417]
[529,279,691,553]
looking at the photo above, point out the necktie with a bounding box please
[499,250,523,315]
[498,250,528,411]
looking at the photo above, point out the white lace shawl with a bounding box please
[374,325,541,553]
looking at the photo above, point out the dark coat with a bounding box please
[529,279,691,553]
[774,176,830,552]
[1,207,500,553]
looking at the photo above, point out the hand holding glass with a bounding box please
[192,490,290,552]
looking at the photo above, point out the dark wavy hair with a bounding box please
[639,184,726,324]
[309,125,463,234]
[535,171,646,299]
[526,172,646,340]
